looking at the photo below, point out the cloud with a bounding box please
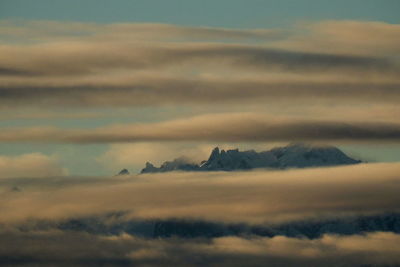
[97,143,215,171]
[0,20,399,109]
[209,232,400,258]
[280,20,400,56]
[1,74,399,109]
[1,42,395,76]
[0,153,68,179]
[0,19,286,43]
[0,19,399,267]
[203,232,400,266]
[2,19,399,58]
[1,162,400,224]
[0,67,36,76]
[1,229,400,266]
[1,113,400,144]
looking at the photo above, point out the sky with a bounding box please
[1,0,400,26]
[0,0,400,175]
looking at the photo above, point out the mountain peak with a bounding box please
[117,169,130,175]
[137,144,361,174]
[208,147,220,161]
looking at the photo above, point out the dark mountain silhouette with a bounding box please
[116,169,130,175]
[138,143,360,174]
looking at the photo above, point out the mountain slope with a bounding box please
[139,143,360,173]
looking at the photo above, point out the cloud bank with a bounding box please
[1,17,399,267]
[1,229,400,266]
[1,113,400,144]
[0,20,399,109]
[1,162,400,224]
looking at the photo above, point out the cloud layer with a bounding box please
[1,162,400,224]
[1,113,400,144]
[1,18,399,267]
[1,229,400,266]
[0,20,399,110]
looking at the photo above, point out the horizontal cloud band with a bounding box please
[1,20,399,108]
[1,114,400,143]
[1,230,400,267]
[1,162,400,224]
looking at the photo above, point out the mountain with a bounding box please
[139,143,361,173]
[116,168,130,175]
[143,157,199,173]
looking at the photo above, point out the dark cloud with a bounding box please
[1,114,400,143]
[0,43,397,77]
[1,76,399,108]
[1,229,400,267]
[0,20,399,109]
[173,45,397,73]
[1,159,400,266]
[0,67,37,76]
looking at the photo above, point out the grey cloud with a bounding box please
[2,161,400,266]
[1,79,400,108]
[1,230,400,266]
[0,67,37,76]
[173,45,397,73]
[0,20,286,42]
[1,114,400,143]
[0,20,398,76]
[105,23,287,42]
[2,162,400,266]
[0,43,397,77]
[0,20,399,109]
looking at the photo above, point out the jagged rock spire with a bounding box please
[208,147,220,161]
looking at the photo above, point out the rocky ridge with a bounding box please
[137,143,361,174]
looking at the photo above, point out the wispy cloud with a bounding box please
[0,153,67,179]
[1,113,400,143]
[1,42,395,76]
[97,142,215,170]
[0,20,286,43]
[280,20,400,56]
[0,20,399,109]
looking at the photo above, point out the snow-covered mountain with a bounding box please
[138,143,360,174]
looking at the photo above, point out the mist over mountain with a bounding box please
[12,212,400,240]
[137,143,360,174]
